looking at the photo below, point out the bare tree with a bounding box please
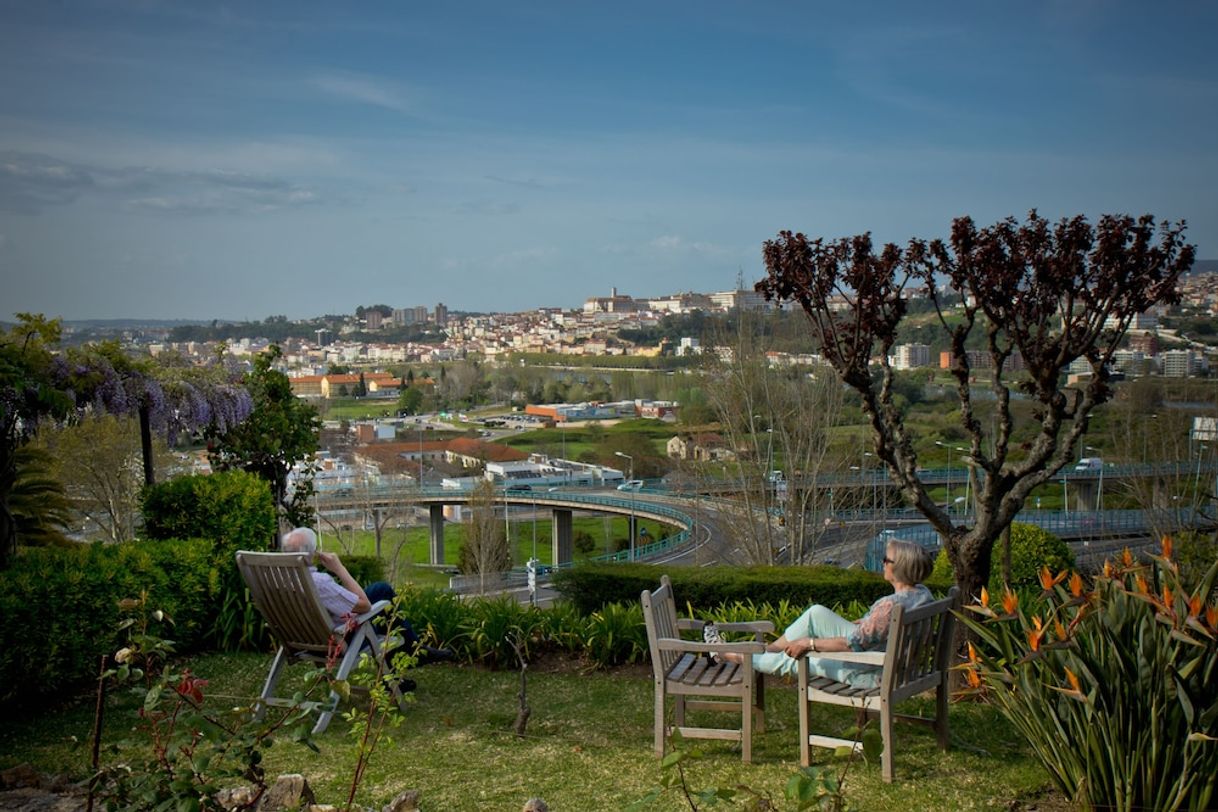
[459,479,511,593]
[698,311,847,564]
[39,415,169,543]
[758,212,1194,601]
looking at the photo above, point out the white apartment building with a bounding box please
[1160,349,1207,377]
[894,343,931,370]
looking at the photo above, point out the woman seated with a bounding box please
[706,539,934,688]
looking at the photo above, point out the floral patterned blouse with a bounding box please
[845,585,933,651]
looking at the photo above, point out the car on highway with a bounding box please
[616,479,644,492]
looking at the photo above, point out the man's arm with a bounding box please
[315,551,372,613]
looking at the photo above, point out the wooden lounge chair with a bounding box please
[235,550,404,734]
[797,587,959,782]
[641,574,773,762]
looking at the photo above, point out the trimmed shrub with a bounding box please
[344,555,385,587]
[142,470,276,562]
[552,562,891,616]
[931,522,1075,593]
[0,539,214,704]
[142,471,277,649]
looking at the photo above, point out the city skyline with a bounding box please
[2,1,1217,321]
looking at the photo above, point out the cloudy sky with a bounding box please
[2,1,1216,321]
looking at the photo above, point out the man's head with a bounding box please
[282,527,318,555]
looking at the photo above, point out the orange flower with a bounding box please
[964,668,982,689]
[1069,572,1084,598]
[1027,616,1045,652]
[979,586,990,609]
[1135,574,1150,595]
[1162,585,1174,610]
[1054,618,1068,640]
[1161,535,1174,560]
[1206,604,1218,630]
[1064,666,1081,694]
[1122,548,1134,567]
[967,642,979,664]
[1103,561,1114,578]
[1002,588,1019,616]
[1188,594,1203,618]
[1039,567,1067,591]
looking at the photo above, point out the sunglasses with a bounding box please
[882,557,894,565]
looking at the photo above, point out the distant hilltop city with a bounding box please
[24,265,1218,382]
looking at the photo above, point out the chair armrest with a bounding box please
[717,621,775,634]
[657,637,765,656]
[675,619,775,633]
[804,650,886,667]
[332,599,391,634]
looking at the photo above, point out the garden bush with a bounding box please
[142,470,277,649]
[552,562,891,615]
[959,541,1218,811]
[930,522,1074,593]
[0,538,214,704]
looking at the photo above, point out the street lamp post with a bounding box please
[935,441,954,516]
[614,451,635,562]
[1085,446,1104,528]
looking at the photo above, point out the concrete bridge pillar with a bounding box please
[552,508,573,565]
[429,504,445,565]
[1151,479,1172,509]
[1072,481,1098,512]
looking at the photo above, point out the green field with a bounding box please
[322,514,673,587]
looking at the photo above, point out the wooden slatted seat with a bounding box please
[642,574,773,762]
[236,550,404,734]
[797,587,958,781]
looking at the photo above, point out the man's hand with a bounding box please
[315,550,345,573]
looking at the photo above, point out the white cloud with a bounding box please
[0,149,321,215]
[312,71,416,114]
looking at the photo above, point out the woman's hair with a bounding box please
[886,539,933,585]
[281,527,317,555]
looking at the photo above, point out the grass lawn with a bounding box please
[0,650,1060,811]
[328,515,673,580]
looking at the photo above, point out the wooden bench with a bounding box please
[642,574,773,762]
[797,587,958,782]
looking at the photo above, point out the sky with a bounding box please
[2,1,1216,321]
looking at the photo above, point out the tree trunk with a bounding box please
[0,498,15,570]
[138,404,155,488]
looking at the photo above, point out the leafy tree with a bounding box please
[758,212,1194,602]
[354,372,368,398]
[397,386,424,415]
[207,345,320,539]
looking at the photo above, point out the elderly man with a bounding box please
[280,528,453,674]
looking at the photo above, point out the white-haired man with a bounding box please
[280,527,453,673]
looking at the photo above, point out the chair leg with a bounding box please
[880,699,895,783]
[798,685,811,767]
[754,674,766,734]
[654,682,666,758]
[741,688,753,763]
[315,632,368,735]
[256,646,289,721]
[935,679,949,750]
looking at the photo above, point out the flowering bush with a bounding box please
[958,539,1218,812]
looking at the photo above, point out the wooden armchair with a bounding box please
[641,574,774,762]
[797,587,959,782]
[235,551,404,734]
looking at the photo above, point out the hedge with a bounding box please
[0,539,215,705]
[552,562,891,616]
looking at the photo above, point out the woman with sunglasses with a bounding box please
[706,539,934,688]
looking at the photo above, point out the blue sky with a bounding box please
[2,1,1216,321]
